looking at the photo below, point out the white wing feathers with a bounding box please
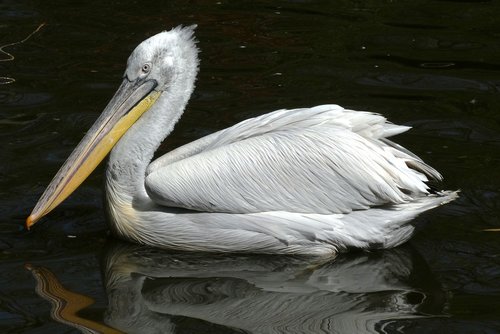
[145,104,441,215]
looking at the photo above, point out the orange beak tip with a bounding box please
[26,215,37,230]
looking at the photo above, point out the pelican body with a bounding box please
[27,26,457,255]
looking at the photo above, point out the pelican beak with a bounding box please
[26,78,161,229]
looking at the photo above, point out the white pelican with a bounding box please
[27,26,457,255]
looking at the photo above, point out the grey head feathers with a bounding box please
[125,25,200,91]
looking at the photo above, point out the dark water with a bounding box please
[1,0,499,333]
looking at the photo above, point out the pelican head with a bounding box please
[27,25,199,228]
[125,25,199,92]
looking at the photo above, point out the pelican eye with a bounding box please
[141,63,151,74]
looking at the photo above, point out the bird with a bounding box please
[26,25,458,255]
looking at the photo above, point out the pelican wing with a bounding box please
[145,105,441,214]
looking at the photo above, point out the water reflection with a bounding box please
[101,242,446,334]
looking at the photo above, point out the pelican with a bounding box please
[27,26,457,255]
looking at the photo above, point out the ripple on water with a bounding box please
[0,91,52,107]
[357,72,495,92]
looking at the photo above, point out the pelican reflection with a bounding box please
[101,241,446,334]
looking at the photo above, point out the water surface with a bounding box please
[1,0,499,333]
